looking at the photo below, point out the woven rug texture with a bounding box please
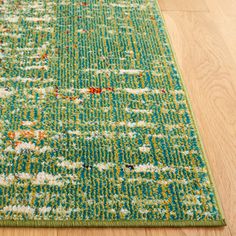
[0,0,225,227]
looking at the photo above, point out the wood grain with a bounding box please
[205,0,236,16]
[57,228,147,236]
[0,228,57,236]
[161,10,236,236]
[158,0,209,11]
[0,0,235,235]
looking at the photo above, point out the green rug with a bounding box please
[0,0,225,227]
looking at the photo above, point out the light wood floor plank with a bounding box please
[206,0,236,16]
[57,228,147,236]
[161,11,236,236]
[216,16,236,65]
[158,0,209,11]
[146,227,231,236]
[0,228,57,236]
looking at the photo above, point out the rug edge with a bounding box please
[0,219,226,228]
[153,0,226,225]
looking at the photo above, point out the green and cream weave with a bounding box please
[0,0,225,227]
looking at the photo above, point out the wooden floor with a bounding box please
[1,0,236,235]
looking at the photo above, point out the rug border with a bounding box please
[153,0,226,227]
[0,219,226,227]
[0,0,226,228]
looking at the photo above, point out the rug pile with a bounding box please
[0,0,225,227]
